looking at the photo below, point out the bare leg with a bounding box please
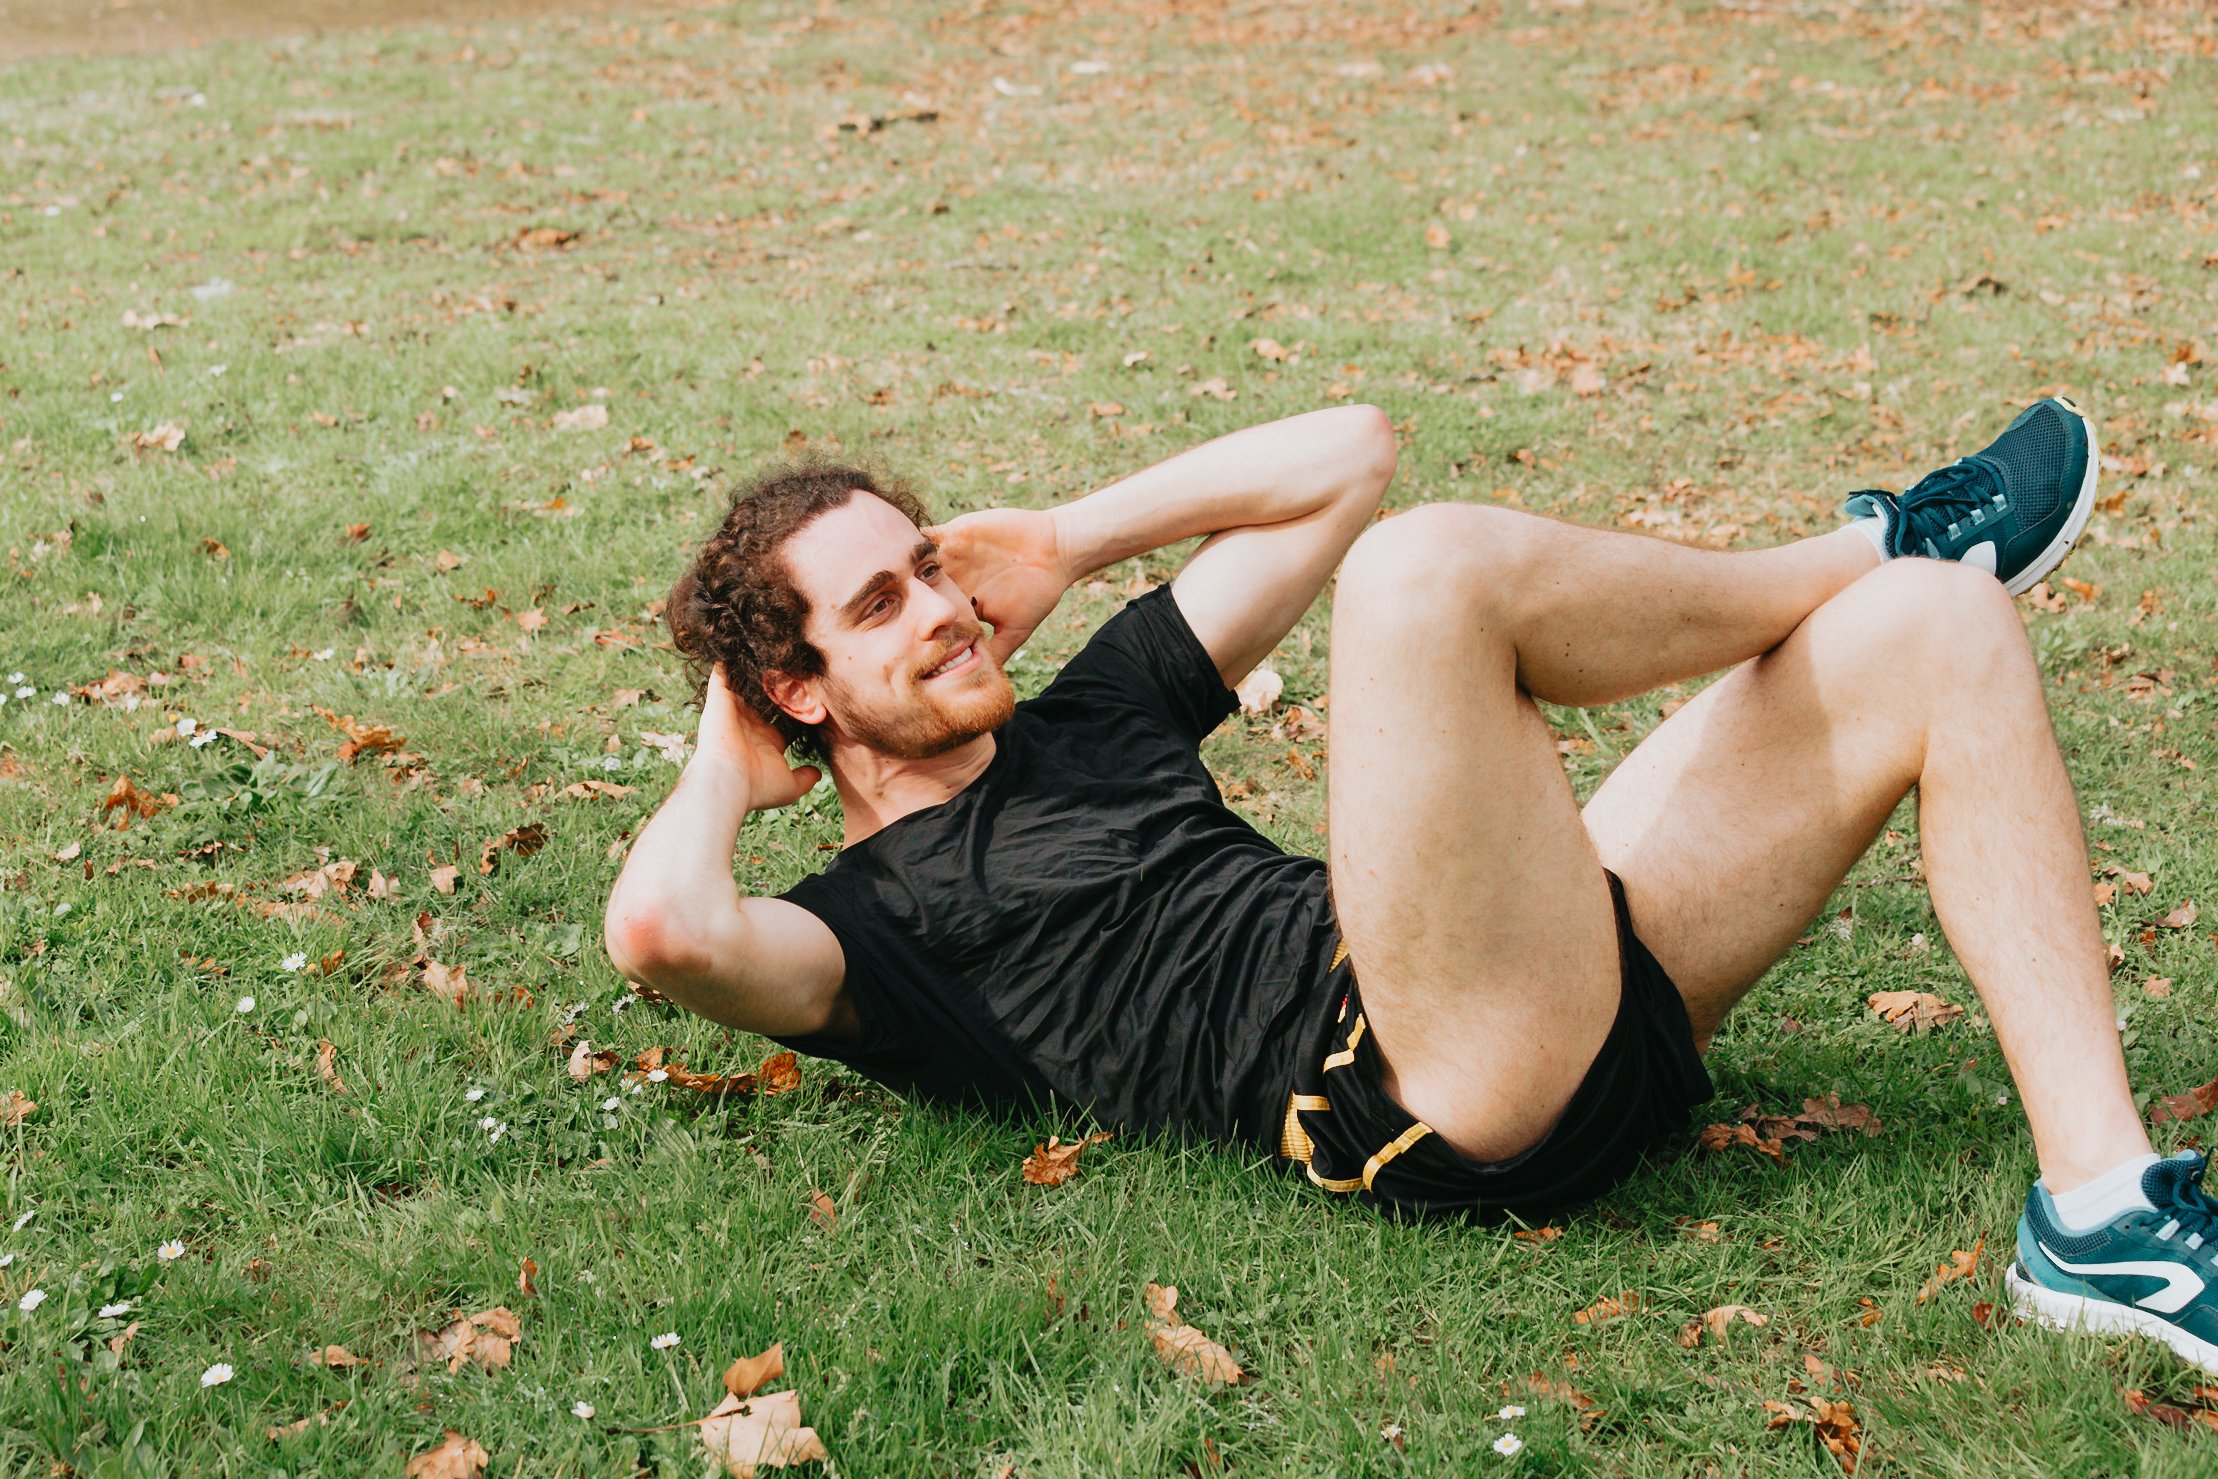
[1583,557,2150,1190]
[1325,505,1876,1160]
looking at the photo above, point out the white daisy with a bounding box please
[1497,1405,1526,1421]
[611,994,637,1014]
[50,691,68,706]
[189,730,217,748]
[177,718,197,736]
[18,1288,45,1312]
[6,672,21,684]
[200,1362,233,1388]
[0,1252,14,1268]
[235,996,255,1014]
[645,1069,669,1084]
[157,1239,185,1261]
[99,1301,133,1318]
[311,648,334,661]
[599,1097,620,1112]
[465,1087,487,1102]
[600,755,621,771]
[571,1401,595,1419]
[477,1116,499,1132]
[1493,1433,1523,1458]
[487,1122,508,1143]
[649,1331,680,1351]
[280,952,307,972]
[14,686,34,699]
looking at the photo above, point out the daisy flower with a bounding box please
[200,1363,233,1388]
[18,1288,45,1312]
[1497,1406,1526,1421]
[235,996,255,1014]
[1493,1433,1523,1458]
[280,952,307,972]
[650,1331,680,1351]
[99,1301,133,1318]
[157,1239,185,1261]
[571,1401,596,1419]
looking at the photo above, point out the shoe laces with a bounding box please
[1853,459,2000,551]
[2150,1154,2218,1246]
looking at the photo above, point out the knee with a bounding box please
[1856,557,2029,671]
[1338,503,1541,624]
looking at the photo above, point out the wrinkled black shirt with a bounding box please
[772,585,1339,1148]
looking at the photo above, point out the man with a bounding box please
[606,399,2218,1374]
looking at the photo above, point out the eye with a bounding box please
[919,561,942,580]
[867,594,894,619]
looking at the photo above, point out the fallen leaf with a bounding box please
[108,1320,141,1357]
[2151,1074,2218,1124]
[2,1090,35,1127]
[1250,336,1289,361]
[1144,1284,1245,1385]
[806,1189,838,1232]
[1021,1132,1112,1187]
[310,1345,364,1368]
[1569,361,1606,397]
[559,779,635,800]
[53,841,81,862]
[1189,377,1236,401]
[132,421,186,453]
[416,1307,522,1374]
[1678,1304,1768,1347]
[1866,990,1964,1032]
[420,959,471,1007]
[699,1387,828,1477]
[267,1401,346,1441]
[314,1039,348,1094]
[405,1431,489,1479]
[430,863,460,895]
[567,1040,619,1080]
[1770,1395,1862,1473]
[1574,1291,1640,1325]
[1234,661,1283,716]
[202,536,230,561]
[311,706,405,763]
[2159,900,2199,930]
[1916,1237,1984,1304]
[1698,1120,1788,1162]
[478,823,549,876]
[517,1258,539,1298]
[724,1343,785,1399]
[343,522,371,542]
[101,774,177,827]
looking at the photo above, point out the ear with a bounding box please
[760,669,828,728]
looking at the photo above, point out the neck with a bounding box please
[829,731,998,846]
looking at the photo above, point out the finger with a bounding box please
[984,624,1029,665]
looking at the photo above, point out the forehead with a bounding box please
[781,492,926,612]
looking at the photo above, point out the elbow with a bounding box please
[603,903,700,988]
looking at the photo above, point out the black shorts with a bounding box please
[1279,871,1714,1222]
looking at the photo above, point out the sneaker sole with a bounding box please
[2001,395,2100,597]
[2005,1263,2218,1373]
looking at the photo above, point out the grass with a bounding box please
[1,0,2215,1471]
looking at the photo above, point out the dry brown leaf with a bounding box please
[518,1258,538,1299]
[552,403,610,432]
[699,1387,828,1477]
[101,774,177,828]
[2151,1073,2218,1124]
[1767,1396,1862,1472]
[429,863,460,895]
[405,1431,488,1479]
[2159,899,2199,930]
[806,1189,838,1233]
[314,1039,347,1095]
[201,537,230,561]
[1866,990,1964,1032]
[53,841,81,861]
[1143,1283,1245,1386]
[560,779,635,800]
[1698,1121,1788,1162]
[1573,1291,1640,1325]
[311,706,405,763]
[343,522,371,542]
[2,1090,34,1127]
[724,1343,785,1399]
[107,1320,141,1357]
[1916,1237,1984,1304]
[416,1308,521,1374]
[420,959,471,1007]
[478,822,549,876]
[1021,1132,1112,1187]
[309,1345,364,1368]
[1698,1304,1767,1345]
[267,1400,347,1441]
[567,1040,620,1081]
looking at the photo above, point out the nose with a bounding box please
[911,572,967,635]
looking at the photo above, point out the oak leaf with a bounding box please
[567,1040,620,1080]
[1866,990,1963,1032]
[724,1343,785,1399]
[315,1039,348,1094]
[405,1431,488,1479]
[416,1307,521,1374]
[1698,1121,1787,1162]
[1143,1283,1245,1385]
[699,1387,828,1477]
[1022,1132,1112,1187]
[478,823,548,876]
[1678,1304,1768,1347]
[2159,899,2199,930]
[1916,1237,1984,1304]
[101,774,177,828]
[2,1090,34,1126]
[2150,1073,2218,1124]
[1573,1291,1639,1324]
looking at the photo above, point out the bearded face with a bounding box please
[776,494,1016,761]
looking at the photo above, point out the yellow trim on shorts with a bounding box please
[1330,939,1349,971]
[1322,1013,1367,1071]
[1361,1122,1434,1191]
[1291,1093,1331,1112]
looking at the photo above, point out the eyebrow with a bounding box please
[836,537,941,626]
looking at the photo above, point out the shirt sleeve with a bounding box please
[768,871,930,1087]
[1028,583,1239,747]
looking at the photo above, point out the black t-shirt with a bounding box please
[772,585,1341,1149]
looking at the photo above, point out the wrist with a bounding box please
[679,750,759,818]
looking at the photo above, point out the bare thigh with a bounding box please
[1580,561,1960,1041]
[1324,524,1621,1161]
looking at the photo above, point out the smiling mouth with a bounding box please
[921,642,979,680]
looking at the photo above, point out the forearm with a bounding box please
[604,758,754,978]
[1051,405,1393,580]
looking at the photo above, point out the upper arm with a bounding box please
[1168,405,1396,687]
[606,893,852,1039]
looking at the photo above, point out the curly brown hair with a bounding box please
[665,453,933,761]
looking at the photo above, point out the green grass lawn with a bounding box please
[3,0,2216,1472]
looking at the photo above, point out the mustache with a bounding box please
[916,626,990,677]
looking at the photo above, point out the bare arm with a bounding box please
[602,666,850,1038]
[934,405,1397,685]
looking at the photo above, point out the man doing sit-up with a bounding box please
[605,399,2218,1373]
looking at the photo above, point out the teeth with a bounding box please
[927,644,971,678]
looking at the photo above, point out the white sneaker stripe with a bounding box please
[2039,1240,2207,1315]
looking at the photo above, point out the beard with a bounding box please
[824,650,1016,760]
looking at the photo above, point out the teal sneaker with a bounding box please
[2007,1151,2218,1373]
[1845,396,2099,596]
